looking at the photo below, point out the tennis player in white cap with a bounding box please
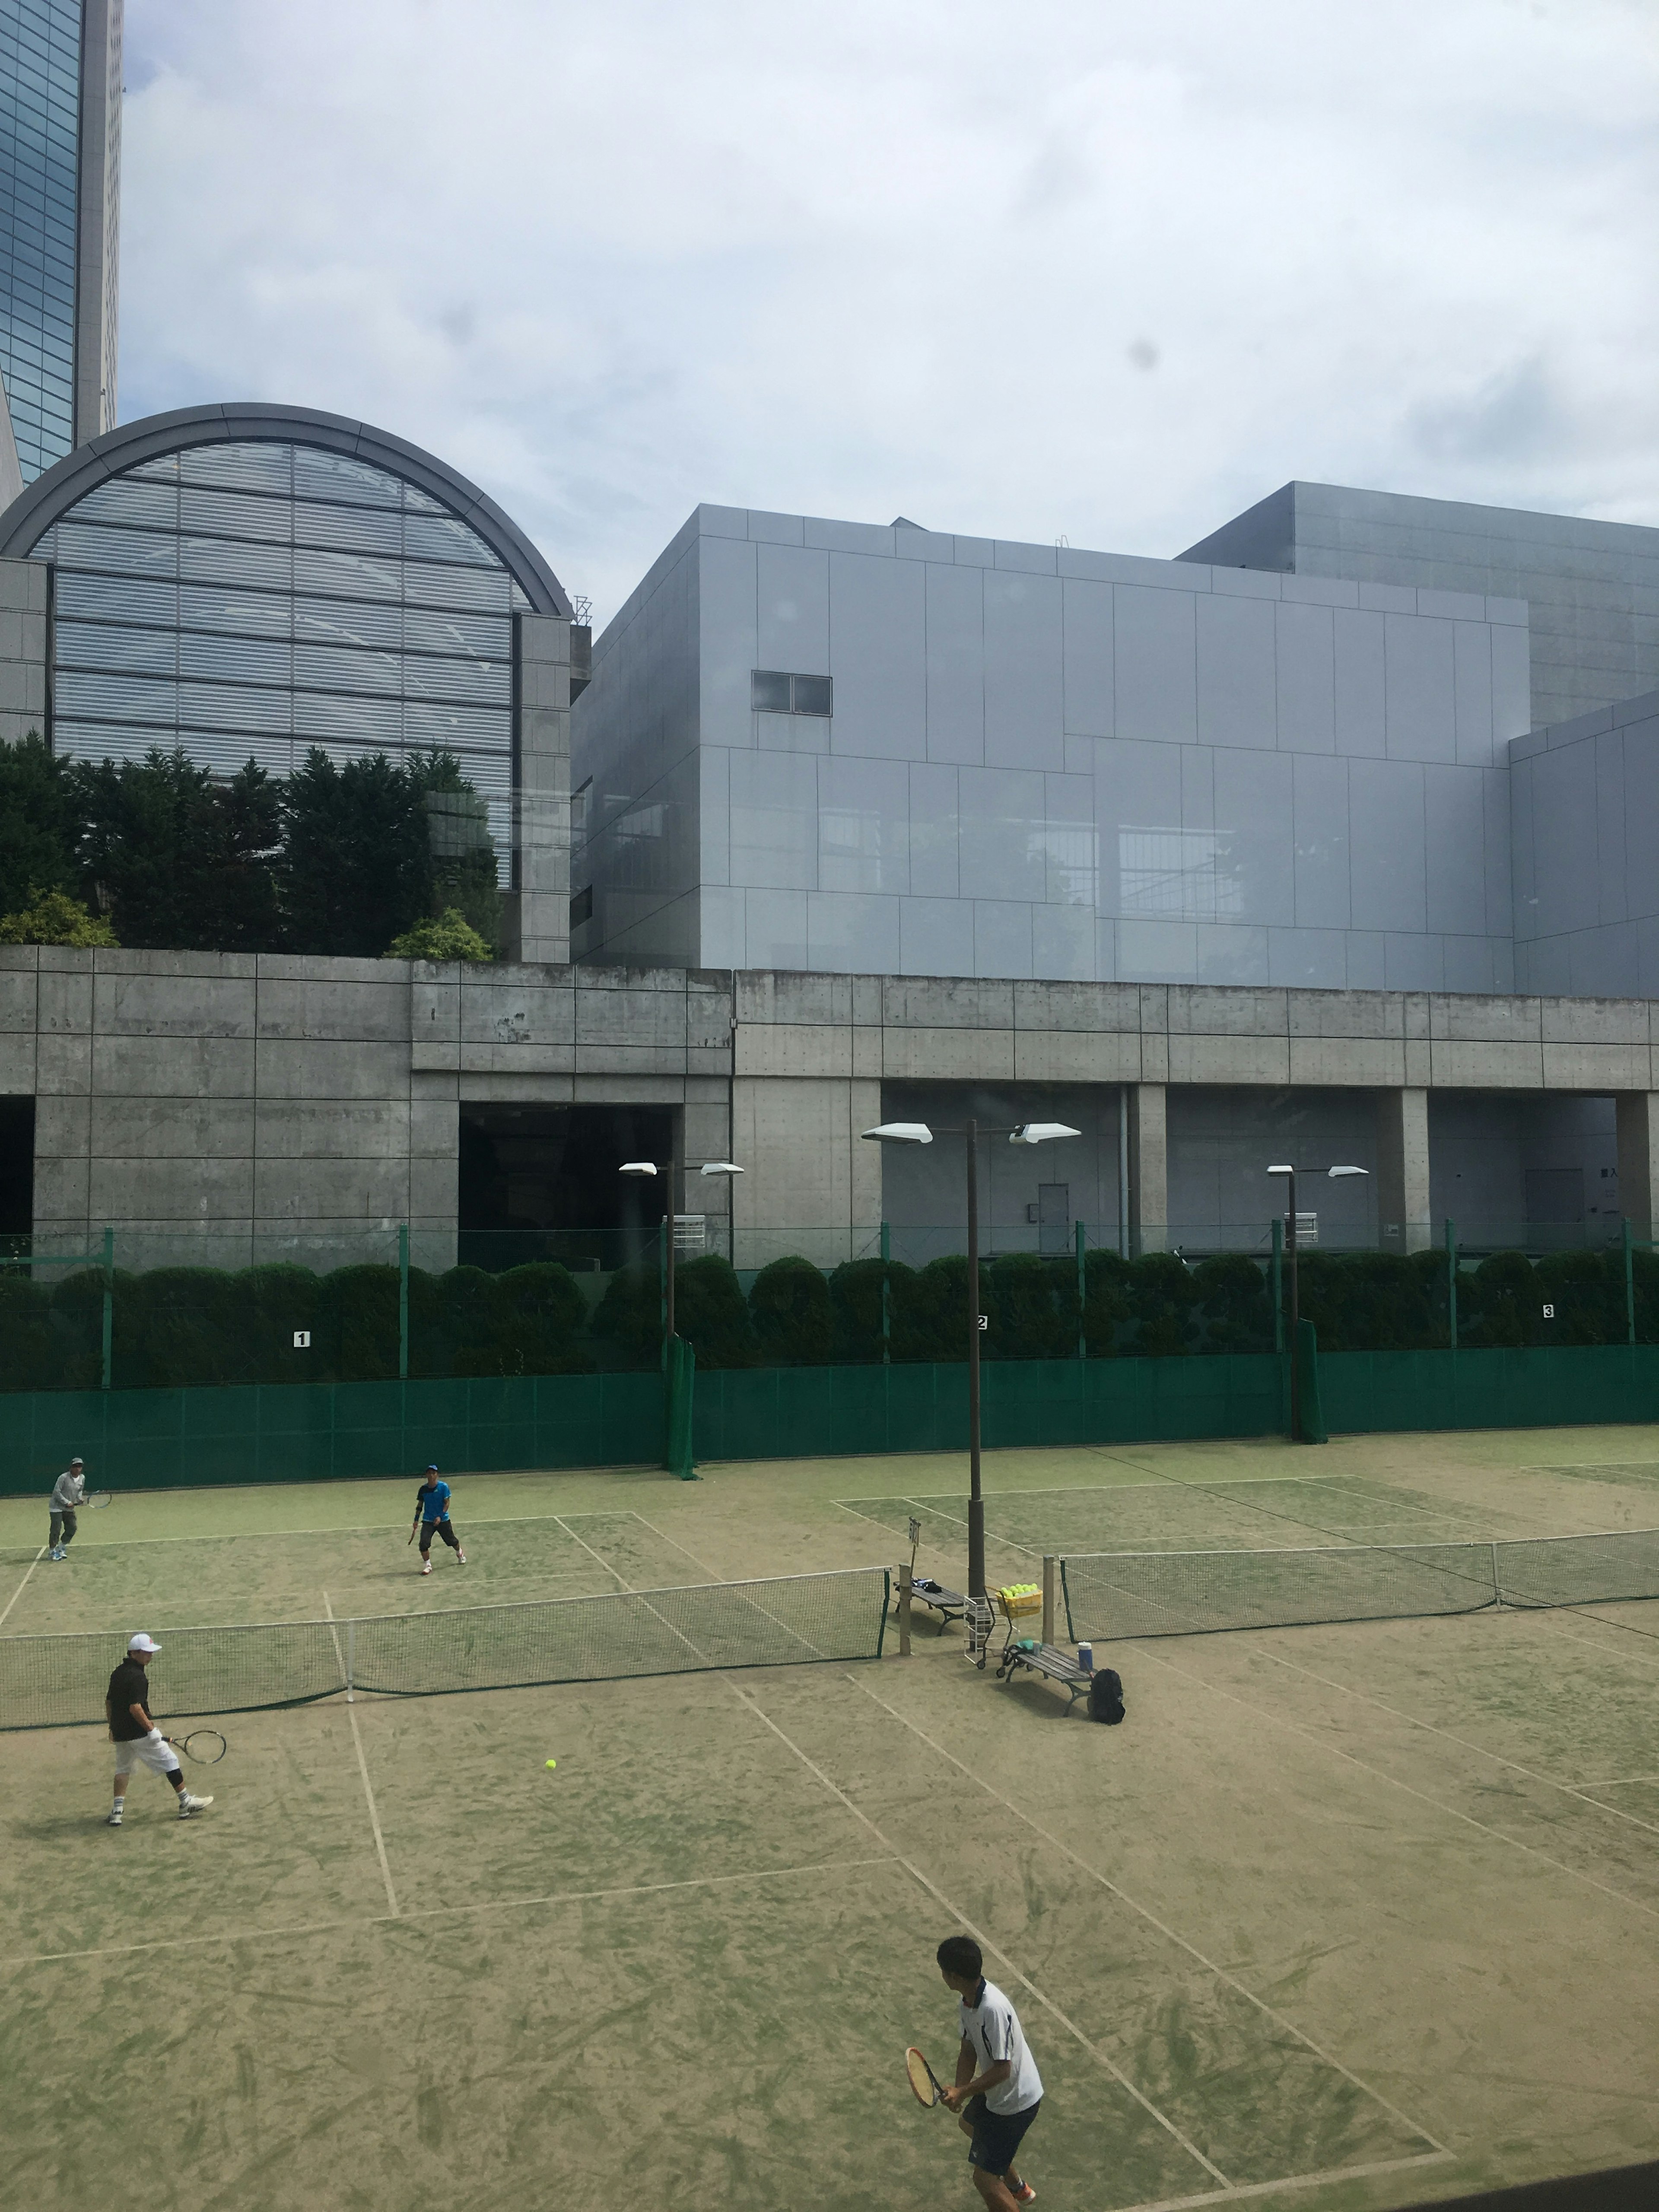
[104,1634,213,1825]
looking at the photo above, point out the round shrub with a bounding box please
[749,1255,834,1366]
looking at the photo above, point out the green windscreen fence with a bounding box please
[0,1566,893,1731]
[1,1344,1657,1496]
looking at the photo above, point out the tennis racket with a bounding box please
[166,1729,227,1765]
[905,2047,948,2109]
[83,1492,113,1511]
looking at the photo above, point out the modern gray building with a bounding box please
[1181,481,1659,735]
[570,503,1530,994]
[0,401,585,963]
[0,0,121,499]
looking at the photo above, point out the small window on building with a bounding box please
[751,669,833,717]
[569,885,593,927]
[571,777,591,836]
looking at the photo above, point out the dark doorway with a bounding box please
[458,1103,674,1271]
[0,1096,33,1252]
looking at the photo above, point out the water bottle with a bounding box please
[1076,1641,1094,1674]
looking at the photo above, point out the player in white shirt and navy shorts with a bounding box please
[936,1933,1043,2209]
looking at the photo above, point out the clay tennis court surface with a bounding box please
[4,1425,1659,2212]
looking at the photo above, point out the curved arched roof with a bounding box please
[0,402,572,617]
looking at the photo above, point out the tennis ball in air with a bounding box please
[545,1758,558,1770]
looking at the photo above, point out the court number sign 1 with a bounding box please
[293,1331,311,1348]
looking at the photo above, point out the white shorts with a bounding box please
[114,1732,180,1779]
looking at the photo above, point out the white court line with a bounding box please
[628,1513,830,1662]
[551,1516,631,1591]
[721,1673,1229,2188]
[1109,2149,1452,2212]
[324,1591,397,1917]
[1137,1642,1659,1927]
[0,1506,651,1555]
[0,1546,46,1631]
[850,1675,1445,2157]
[1578,1775,1659,1789]
[0,1855,899,1972]
[1223,1634,1659,1844]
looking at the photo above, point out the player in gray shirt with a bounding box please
[48,1457,86,1560]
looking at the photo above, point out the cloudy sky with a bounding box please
[121,0,1658,623]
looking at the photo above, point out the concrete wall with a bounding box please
[0,947,731,1267]
[1510,689,1659,998]
[7,949,1659,1270]
[572,504,1530,994]
[504,613,572,965]
[1181,480,1659,734]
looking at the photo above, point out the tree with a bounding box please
[206,760,284,951]
[413,750,503,952]
[386,908,493,962]
[76,746,281,952]
[0,732,79,916]
[278,749,431,957]
[0,888,118,947]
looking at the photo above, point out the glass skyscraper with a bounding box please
[0,0,119,494]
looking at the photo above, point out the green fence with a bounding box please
[6,1343,1659,1497]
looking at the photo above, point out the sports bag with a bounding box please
[1088,1665,1125,1725]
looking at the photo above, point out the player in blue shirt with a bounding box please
[410,1466,467,1575]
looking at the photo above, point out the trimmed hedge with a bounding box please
[0,1243,1646,1394]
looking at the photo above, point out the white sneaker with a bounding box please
[49,1547,64,1561]
[456,1548,467,1564]
[105,1808,123,1826]
[178,1793,213,1818]
[420,1558,432,1575]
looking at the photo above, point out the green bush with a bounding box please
[1127,1252,1198,1356]
[1081,1250,1135,1357]
[749,1255,834,1365]
[1535,1249,1623,1346]
[1460,1250,1541,1349]
[893,1254,971,1363]
[0,1273,54,1389]
[496,1261,593,1374]
[826,1255,913,1363]
[241,1264,323,1385]
[987,1252,1074,1360]
[591,1263,661,1368]
[677,1255,756,1369]
[313,1263,403,1382]
[128,1265,243,1386]
[1190,1253,1272,1353]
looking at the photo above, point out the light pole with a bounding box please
[620,1146,744,1371]
[1267,1162,1369,1442]
[862,1118,1079,1599]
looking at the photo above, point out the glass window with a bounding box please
[56,620,176,676]
[751,669,792,712]
[35,432,543,893]
[791,674,833,717]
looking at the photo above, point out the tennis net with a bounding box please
[0,1566,892,1731]
[1060,1528,1659,1640]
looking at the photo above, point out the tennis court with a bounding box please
[4,1430,1659,2211]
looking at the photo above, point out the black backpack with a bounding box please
[1088,1666,1125,1726]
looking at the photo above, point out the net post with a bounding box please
[1059,1557,1075,1643]
[1491,1541,1502,1610]
[346,1618,356,1703]
[898,1563,912,1656]
[1042,1554,1056,1645]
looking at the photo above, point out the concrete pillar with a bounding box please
[504,613,571,965]
[1376,1087,1432,1252]
[729,1074,881,1269]
[1616,1093,1659,1239]
[1126,1083,1166,1255]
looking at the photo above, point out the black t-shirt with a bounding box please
[106,1660,154,1740]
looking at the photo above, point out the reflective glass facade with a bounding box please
[0,0,82,480]
[30,437,534,866]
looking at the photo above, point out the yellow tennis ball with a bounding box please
[545,1758,557,1769]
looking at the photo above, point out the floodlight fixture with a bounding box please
[1010,1122,1082,1145]
[619,1161,658,1176]
[861,1123,934,1144]
[698,1161,744,1176]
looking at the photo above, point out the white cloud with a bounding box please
[121,0,1659,620]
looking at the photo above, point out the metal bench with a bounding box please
[996,1639,1095,1711]
[893,1572,967,1633]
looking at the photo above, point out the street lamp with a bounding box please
[863,1117,1079,1600]
[620,1150,744,1359]
[1267,1162,1369,1442]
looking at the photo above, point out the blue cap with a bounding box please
[426,1464,439,1471]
